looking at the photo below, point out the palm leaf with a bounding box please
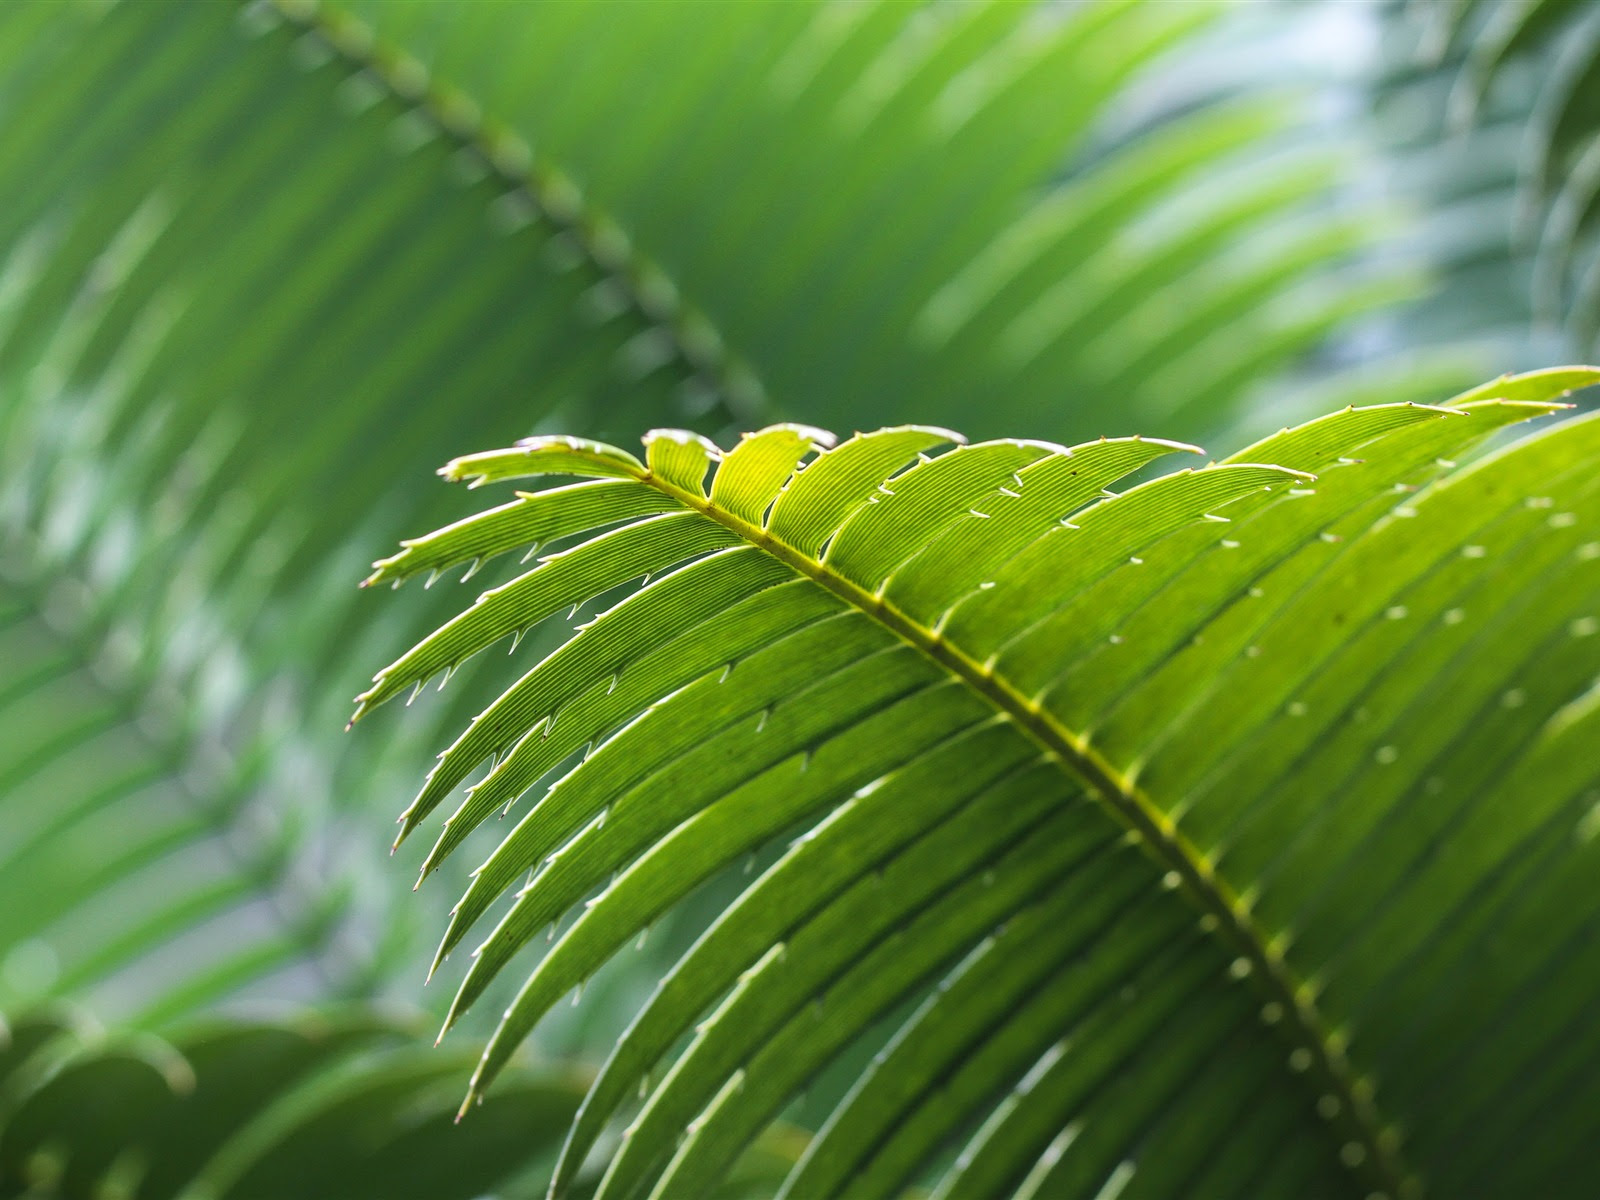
[363,366,1600,1198]
[1384,0,1600,353]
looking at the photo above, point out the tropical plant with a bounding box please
[359,367,1600,1200]
[6,1,1599,1196]
[0,0,1427,1038]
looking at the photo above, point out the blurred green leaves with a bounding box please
[1379,0,1600,357]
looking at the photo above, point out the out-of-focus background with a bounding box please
[0,0,1596,1191]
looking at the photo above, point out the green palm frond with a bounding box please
[0,1005,582,1199]
[362,367,1600,1199]
[1385,0,1600,353]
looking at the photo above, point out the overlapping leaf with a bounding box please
[0,1005,581,1199]
[1383,0,1600,354]
[364,367,1600,1198]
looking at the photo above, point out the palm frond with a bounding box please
[363,366,1600,1199]
[1385,0,1600,353]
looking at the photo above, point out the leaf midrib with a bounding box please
[267,0,760,424]
[642,467,1418,1200]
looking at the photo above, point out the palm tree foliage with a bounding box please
[0,1003,583,1200]
[0,0,1423,1033]
[1379,0,1600,356]
[6,1,1600,1195]
[360,367,1600,1200]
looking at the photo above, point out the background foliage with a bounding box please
[1376,0,1600,358]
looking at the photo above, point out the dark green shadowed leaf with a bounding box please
[0,1007,588,1200]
